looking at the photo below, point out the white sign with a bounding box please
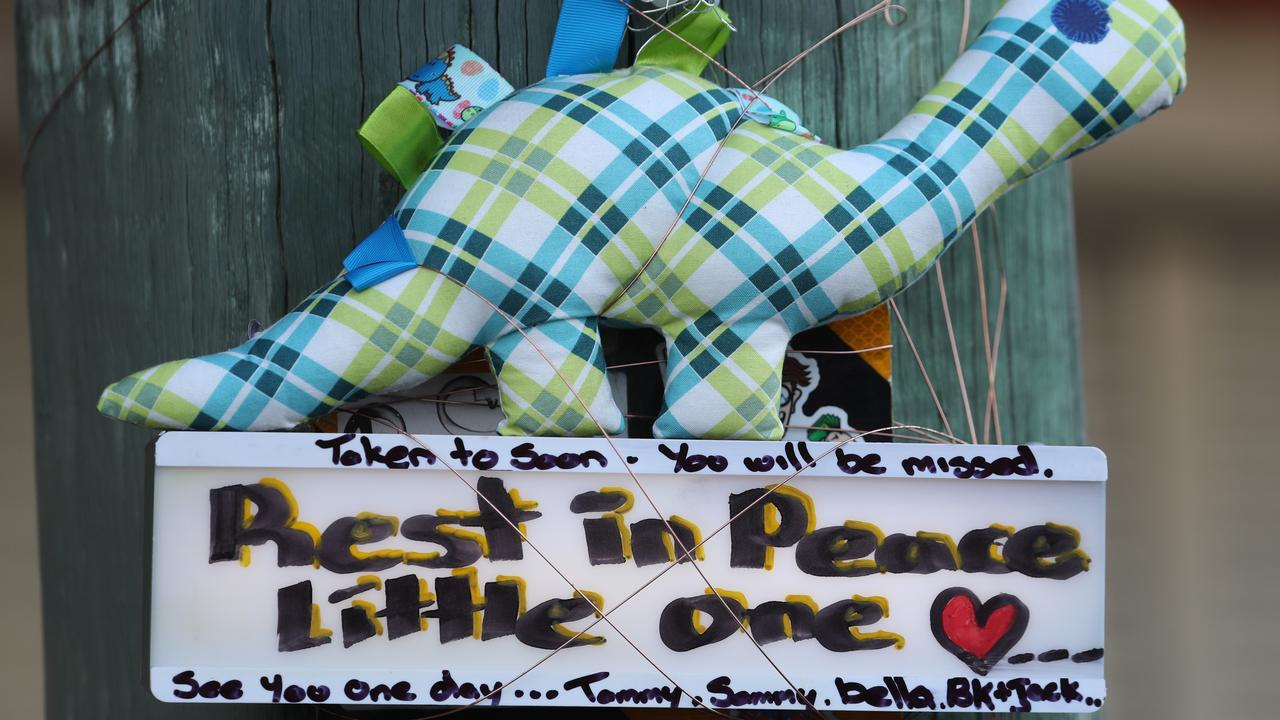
[150,432,1107,713]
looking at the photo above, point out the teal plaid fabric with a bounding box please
[99,271,492,430]
[100,0,1186,438]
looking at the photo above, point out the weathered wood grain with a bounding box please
[18,1,1086,717]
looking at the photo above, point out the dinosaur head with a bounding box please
[1048,0,1187,119]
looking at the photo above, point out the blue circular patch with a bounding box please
[1051,0,1111,44]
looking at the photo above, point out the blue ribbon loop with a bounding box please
[546,0,629,78]
[343,216,419,291]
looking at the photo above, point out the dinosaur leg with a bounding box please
[97,268,490,431]
[654,318,790,440]
[487,316,624,437]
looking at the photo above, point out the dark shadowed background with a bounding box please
[2,2,1276,719]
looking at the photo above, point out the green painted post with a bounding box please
[18,1,1087,717]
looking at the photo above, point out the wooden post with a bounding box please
[18,1,1085,717]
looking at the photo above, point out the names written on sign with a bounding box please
[165,667,1102,711]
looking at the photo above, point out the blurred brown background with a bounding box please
[1074,3,1280,717]
[2,2,1276,719]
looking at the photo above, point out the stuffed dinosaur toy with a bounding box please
[98,0,1186,440]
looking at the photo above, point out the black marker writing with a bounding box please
[707,675,818,708]
[318,514,401,574]
[429,670,503,705]
[742,441,817,473]
[563,671,683,708]
[448,437,499,470]
[344,679,415,702]
[515,593,606,649]
[658,442,728,473]
[401,514,484,569]
[630,517,700,567]
[835,676,935,710]
[659,594,747,652]
[315,433,436,469]
[276,581,332,652]
[834,448,886,475]
[172,671,243,700]
[659,592,902,652]
[208,481,315,566]
[901,444,1042,479]
[728,486,812,569]
[260,674,329,703]
[571,488,630,566]
[510,442,607,470]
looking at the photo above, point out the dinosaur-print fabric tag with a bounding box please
[399,45,514,131]
[726,88,820,141]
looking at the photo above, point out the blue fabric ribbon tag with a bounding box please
[343,216,419,291]
[546,0,630,77]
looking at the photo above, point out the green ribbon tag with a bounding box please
[357,86,444,189]
[634,5,734,77]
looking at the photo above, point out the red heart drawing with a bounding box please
[930,587,1029,675]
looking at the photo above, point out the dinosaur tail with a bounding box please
[97,268,491,431]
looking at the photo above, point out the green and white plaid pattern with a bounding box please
[488,316,623,436]
[99,0,1185,439]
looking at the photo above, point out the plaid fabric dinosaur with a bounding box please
[99,0,1186,439]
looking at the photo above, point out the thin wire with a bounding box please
[889,298,955,439]
[894,420,966,445]
[882,1,908,27]
[959,0,973,54]
[787,344,893,355]
[403,398,960,428]
[985,209,1010,444]
[753,2,902,87]
[618,0,775,112]
[600,342,893,371]
[351,423,948,720]
[781,423,962,443]
[934,263,978,443]
[435,274,821,715]
[470,423,953,647]
[604,358,666,370]
[331,415,958,718]
[351,408,930,719]
[428,382,498,397]
[347,412,732,719]
[971,224,997,444]
[20,0,157,177]
[405,396,493,408]
[618,464,824,716]
[987,274,1008,444]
